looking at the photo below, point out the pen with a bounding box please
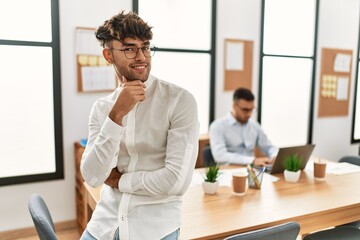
[247,164,261,188]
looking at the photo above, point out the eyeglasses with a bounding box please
[236,104,256,113]
[239,107,255,113]
[109,45,157,59]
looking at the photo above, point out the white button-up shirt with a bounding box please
[81,75,199,240]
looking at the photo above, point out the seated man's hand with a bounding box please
[253,157,273,166]
[104,167,122,188]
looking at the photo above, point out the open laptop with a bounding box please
[266,144,316,174]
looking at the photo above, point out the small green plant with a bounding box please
[283,154,303,172]
[204,164,221,183]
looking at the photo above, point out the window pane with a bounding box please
[263,0,316,56]
[261,56,312,146]
[139,0,211,50]
[151,52,210,134]
[353,66,360,141]
[0,0,52,42]
[0,45,55,177]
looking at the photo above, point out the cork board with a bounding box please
[224,39,253,91]
[318,48,352,117]
[75,27,117,93]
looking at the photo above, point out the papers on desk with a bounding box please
[305,161,360,175]
[191,168,279,187]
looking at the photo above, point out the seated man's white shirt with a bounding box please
[209,113,277,165]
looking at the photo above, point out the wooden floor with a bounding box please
[15,228,80,240]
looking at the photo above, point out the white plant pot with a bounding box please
[284,170,301,183]
[202,181,219,194]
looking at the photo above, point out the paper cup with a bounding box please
[314,159,327,181]
[232,171,248,196]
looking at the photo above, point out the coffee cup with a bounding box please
[314,159,327,181]
[232,171,248,196]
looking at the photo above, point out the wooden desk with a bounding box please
[84,164,360,240]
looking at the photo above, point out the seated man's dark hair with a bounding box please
[233,88,255,102]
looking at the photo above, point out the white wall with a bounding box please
[2,0,360,232]
[0,0,131,232]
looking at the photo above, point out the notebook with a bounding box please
[266,144,316,174]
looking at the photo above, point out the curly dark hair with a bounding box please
[95,10,153,47]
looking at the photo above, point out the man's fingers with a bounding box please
[122,79,146,88]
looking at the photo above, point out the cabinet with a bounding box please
[74,142,87,235]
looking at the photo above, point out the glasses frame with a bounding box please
[235,104,256,113]
[109,44,157,59]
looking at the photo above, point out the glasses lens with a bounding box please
[125,49,136,59]
[125,45,156,59]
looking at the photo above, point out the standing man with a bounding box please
[209,88,277,166]
[80,10,199,240]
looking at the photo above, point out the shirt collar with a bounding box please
[226,112,249,126]
[226,112,238,125]
[144,74,155,89]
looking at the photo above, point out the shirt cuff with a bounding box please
[242,156,255,165]
[101,116,125,141]
[119,171,134,192]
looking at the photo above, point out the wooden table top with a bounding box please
[180,165,360,239]
[84,163,360,240]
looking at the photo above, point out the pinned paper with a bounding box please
[334,53,351,73]
[81,66,116,91]
[226,42,244,71]
[337,77,349,100]
[321,75,337,98]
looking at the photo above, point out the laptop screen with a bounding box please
[267,144,316,174]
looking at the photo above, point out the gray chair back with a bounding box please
[339,155,360,166]
[28,194,57,240]
[303,226,360,240]
[223,222,300,240]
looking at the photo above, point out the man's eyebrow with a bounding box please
[123,41,151,47]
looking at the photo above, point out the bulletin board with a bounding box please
[75,27,117,93]
[223,39,253,91]
[318,48,352,117]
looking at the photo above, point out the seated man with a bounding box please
[209,87,278,166]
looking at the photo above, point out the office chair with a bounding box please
[28,194,57,240]
[223,222,300,240]
[338,155,360,228]
[202,145,216,167]
[303,226,360,240]
[339,155,360,166]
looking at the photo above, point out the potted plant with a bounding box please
[283,154,303,183]
[202,164,221,194]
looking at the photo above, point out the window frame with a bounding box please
[258,0,319,145]
[351,9,360,143]
[0,0,63,186]
[133,0,217,128]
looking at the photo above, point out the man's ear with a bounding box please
[102,48,113,64]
